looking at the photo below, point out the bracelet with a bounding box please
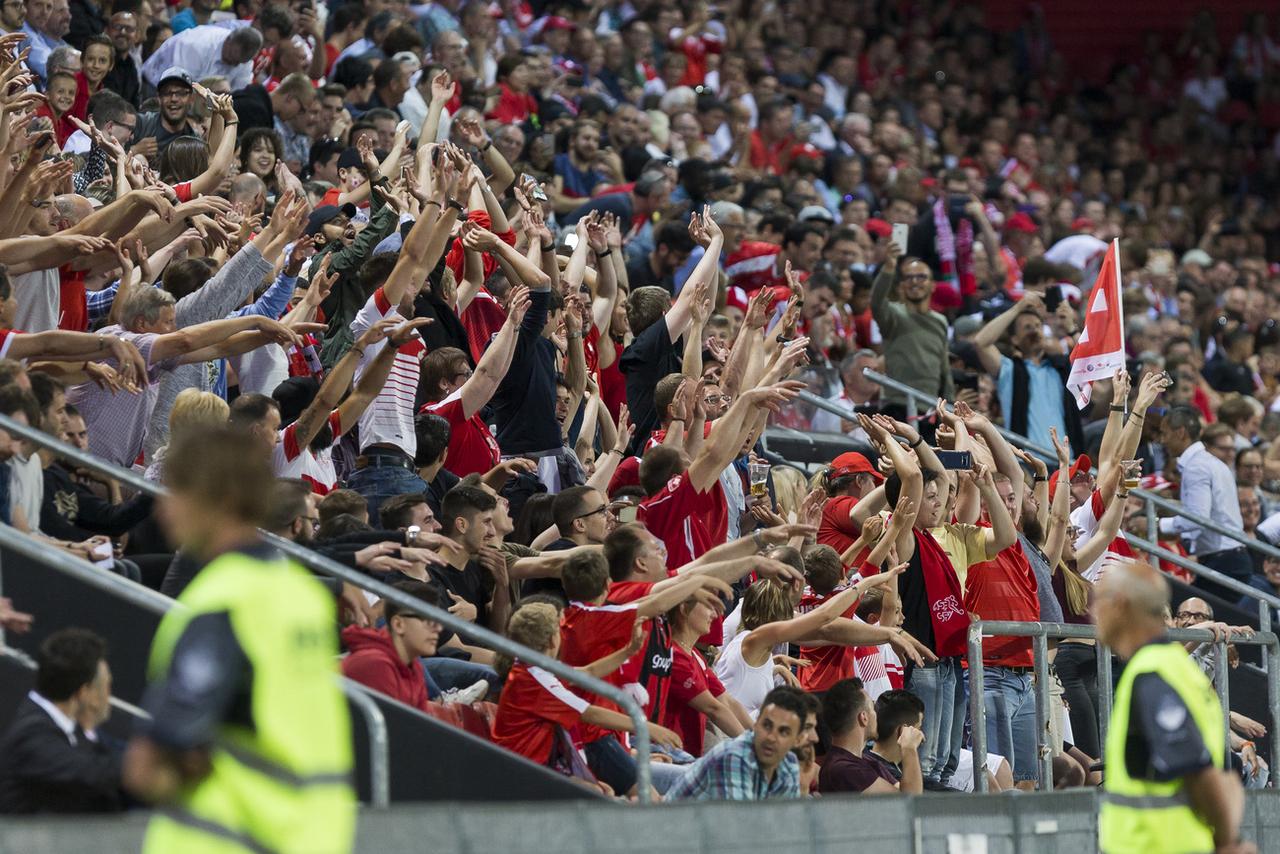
[224,120,238,126]
[1110,405,1125,413]
[351,347,365,358]
[446,198,464,213]
[1033,475,1048,483]
[909,436,924,449]
[608,447,624,456]
[670,417,686,423]
[479,140,492,152]
[567,331,583,340]
[596,248,612,258]
[540,242,555,253]
[424,199,441,208]
[1242,740,1255,749]
[752,529,765,552]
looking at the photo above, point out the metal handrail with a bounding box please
[0,412,654,801]
[851,370,1280,563]
[967,620,1280,794]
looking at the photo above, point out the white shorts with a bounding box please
[951,748,1007,792]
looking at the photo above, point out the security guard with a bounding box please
[122,426,356,853]
[1094,560,1255,854]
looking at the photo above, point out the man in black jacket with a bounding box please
[0,628,122,813]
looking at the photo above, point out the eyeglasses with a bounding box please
[704,394,733,405]
[901,273,930,282]
[574,505,608,521]
[1212,444,1234,453]
[1175,610,1212,621]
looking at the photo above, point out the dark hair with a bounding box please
[379,493,427,530]
[885,467,939,506]
[783,221,824,250]
[552,485,598,534]
[88,90,136,126]
[317,512,371,540]
[419,346,471,405]
[238,127,285,176]
[0,383,36,420]
[874,689,925,742]
[413,412,450,468]
[359,253,398,294]
[227,393,280,431]
[639,445,684,496]
[1164,404,1203,443]
[363,106,399,125]
[821,677,869,737]
[757,98,791,125]
[760,685,811,725]
[162,256,217,300]
[257,3,295,38]
[653,372,686,421]
[333,56,373,90]
[159,135,210,183]
[266,480,311,532]
[306,137,345,180]
[652,220,697,255]
[604,522,649,581]
[318,488,367,524]
[626,285,671,336]
[329,2,366,34]
[802,544,843,594]
[384,580,444,623]
[561,550,610,601]
[854,587,885,620]
[363,10,393,40]
[511,492,555,546]
[35,628,107,701]
[381,22,423,56]
[496,53,526,83]
[440,484,497,535]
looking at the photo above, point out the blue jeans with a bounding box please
[346,461,427,526]
[906,656,964,784]
[582,737,686,796]
[421,657,498,700]
[983,667,1039,784]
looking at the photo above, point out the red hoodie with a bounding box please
[340,626,430,713]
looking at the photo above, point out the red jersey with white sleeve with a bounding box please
[637,472,720,570]
[421,388,501,478]
[664,643,725,757]
[272,410,343,495]
[724,241,783,295]
[559,600,639,745]
[853,638,895,701]
[606,580,674,723]
[796,584,859,693]
[1069,489,1136,582]
[0,329,17,359]
[492,662,589,766]
[350,287,426,455]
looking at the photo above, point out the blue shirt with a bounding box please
[664,731,801,801]
[997,355,1066,453]
[552,152,604,199]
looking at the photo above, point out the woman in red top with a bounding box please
[487,54,538,125]
[664,597,751,757]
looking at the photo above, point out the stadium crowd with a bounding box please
[0,0,1275,823]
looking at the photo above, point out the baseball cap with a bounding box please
[797,205,835,224]
[1005,212,1037,234]
[829,451,884,483]
[1048,454,1094,501]
[157,67,193,90]
[1181,248,1212,268]
[864,218,893,239]
[305,203,358,236]
[542,15,576,31]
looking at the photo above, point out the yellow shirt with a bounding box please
[929,523,990,592]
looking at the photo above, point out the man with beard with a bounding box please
[100,12,139,106]
[904,168,1006,310]
[870,240,953,421]
[131,68,200,156]
[972,289,1080,455]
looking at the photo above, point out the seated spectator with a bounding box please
[819,677,922,794]
[0,628,121,813]
[341,580,444,711]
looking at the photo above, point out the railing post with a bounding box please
[1260,600,1271,675]
[1269,632,1280,779]
[968,622,988,793]
[1032,632,1053,791]
[1145,496,1158,543]
[1097,643,1113,747]
[1213,639,1231,750]
[341,680,390,808]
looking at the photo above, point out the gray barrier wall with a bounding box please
[5,790,1280,854]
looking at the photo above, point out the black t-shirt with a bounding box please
[898,531,936,654]
[428,560,494,628]
[492,289,560,454]
[619,319,681,455]
[424,469,459,517]
[625,252,674,294]
[818,744,898,793]
[231,84,275,131]
[519,538,575,600]
[1124,667,1214,782]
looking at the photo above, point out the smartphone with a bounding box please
[891,222,909,254]
[935,450,973,470]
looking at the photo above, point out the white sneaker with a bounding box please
[440,678,490,705]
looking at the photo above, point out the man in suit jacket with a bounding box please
[0,627,123,813]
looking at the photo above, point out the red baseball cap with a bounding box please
[1005,212,1038,234]
[830,452,884,483]
[864,218,893,238]
[542,15,576,31]
[1048,454,1093,500]
[1071,217,1094,232]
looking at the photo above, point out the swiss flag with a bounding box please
[1066,240,1125,408]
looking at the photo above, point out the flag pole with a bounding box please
[1112,238,1126,415]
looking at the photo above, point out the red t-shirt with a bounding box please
[422,389,501,478]
[559,600,638,744]
[963,539,1039,668]
[817,495,861,558]
[486,82,538,124]
[57,266,87,331]
[605,580,673,722]
[606,455,641,495]
[797,587,858,692]
[0,328,18,359]
[664,643,724,757]
[492,662,589,766]
[637,472,718,570]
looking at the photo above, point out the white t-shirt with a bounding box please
[712,631,779,721]
[231,344,289,396]
[13,268,60,333]
[1044,235,1107,273]
[350,287,425,455]
[272,410,342,495]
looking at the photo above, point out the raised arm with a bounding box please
[456,285,529,419]
[1075,479,1130,570]
[687,381,803,492]
[1042,427,1072,569]
[666,206,722,342]
[972,293,1044,378]
[185,94,239,197]
[743,567,905,658]
[586,215,619,335]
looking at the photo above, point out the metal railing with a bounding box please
[967,620,1280,794]
[844,369,1280,568]
[0,412,654,801]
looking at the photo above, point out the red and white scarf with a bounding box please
[932,198,976,299]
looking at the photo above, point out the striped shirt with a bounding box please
[273,410,343,495]
[350,287,425,455]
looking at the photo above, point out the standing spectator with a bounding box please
[1158,405,1249,599]
[870,241,953,418]
[140,24,262,92]
[100,12,139,106]
[0,628,121,814]
[131,68,202,156]
[665,685,808,801]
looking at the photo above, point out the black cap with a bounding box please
[305,203,358,236]
[337,148,366,170]
[271,375,320,425]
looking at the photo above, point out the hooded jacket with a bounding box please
[340,626,430,712]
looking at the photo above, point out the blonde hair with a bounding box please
[771,465,807,522]
[740,578,794,633]
[168,389,230,444]
[495,602,560,679]
[1058,559,1092,617]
